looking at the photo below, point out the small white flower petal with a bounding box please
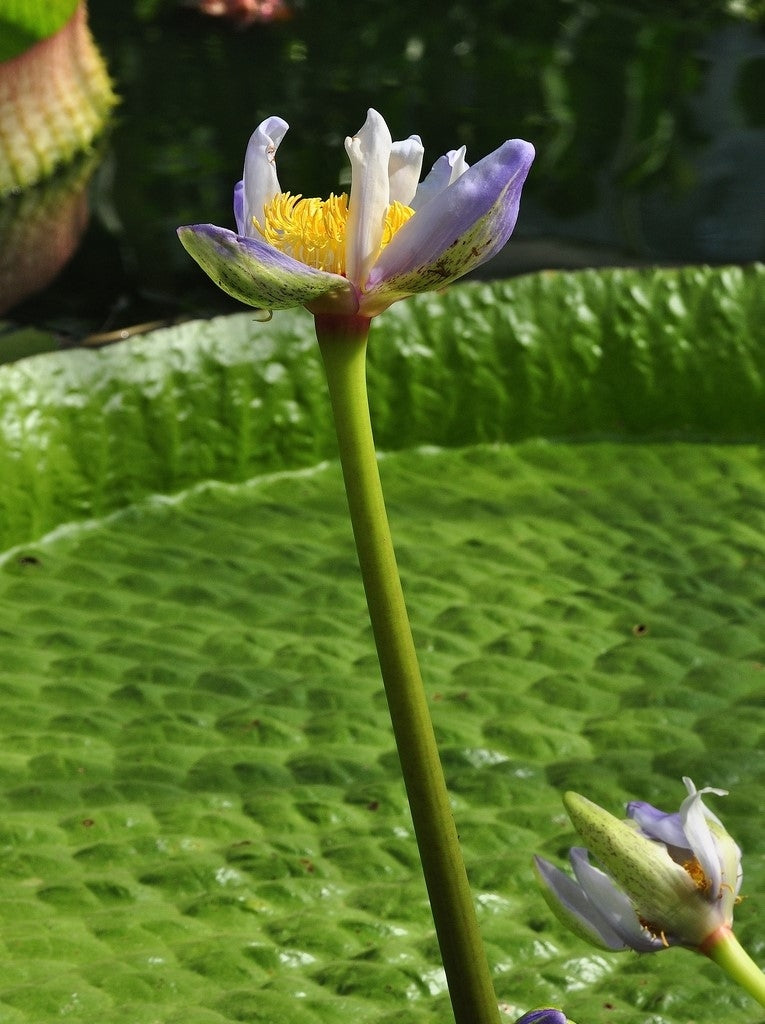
[410,146,469,212]
[679,779,726,899]
[388,134,424,206]
[344,108,392,288]
[447,145,469,181]
[239,115,289,237]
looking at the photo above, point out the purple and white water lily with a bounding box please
[177,109,534,318]
[534,778,742,953]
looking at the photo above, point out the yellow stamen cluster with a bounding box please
[636,857,714,947]
[682,857,712,895]
[255,191,414,276]
[635,915,670,947]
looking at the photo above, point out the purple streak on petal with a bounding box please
[373,138,532,278]
[234,180,245,234]
[627,801,689,849]
[533,855,627,951]
[177,223,354,311]
[362,138,534,313]
[570,849,666,953]
[514,1011,567,1024]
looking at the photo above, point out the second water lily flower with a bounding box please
[534,779,765,1008]
[177,109,534,319]
[534,777,742,953]
[514,1010,569,1024]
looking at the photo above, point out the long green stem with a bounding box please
[315,313,501,1024]
[702,927,765,1007]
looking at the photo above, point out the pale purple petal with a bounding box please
[237,115,289,237]
[361,138,534,315]
[627,801,689,850]
[233,180,246,235]
[389,135,424,206]
[177,223,354,311]
[533,855,627,951]
[344,108,392,288]
[570,849,666,952]
[410,146,469,212]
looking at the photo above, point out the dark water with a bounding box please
[4,0,765,338]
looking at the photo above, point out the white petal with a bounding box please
[240,115,289,237]
[682,777,728,830]
[447,145,469,181]
[388,134,424,206]
[680,778,726,898]
[410,146,469,212]
[344,108,392,287]
[680,777,742,920]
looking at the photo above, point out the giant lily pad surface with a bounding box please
[0,266,763,1024]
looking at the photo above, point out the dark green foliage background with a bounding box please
[0,266,763,1023]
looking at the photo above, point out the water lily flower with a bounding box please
[177,109,534,320]
[176,109,536,1024]
[534,778,742,953]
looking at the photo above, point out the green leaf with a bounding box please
[0,264,764,1023]
[0,441,764,1024]
[0,0,79,62]
[1,264,763,551]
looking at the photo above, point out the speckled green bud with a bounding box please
[563,791,719,946]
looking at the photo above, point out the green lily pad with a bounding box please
[0,267,763,1024]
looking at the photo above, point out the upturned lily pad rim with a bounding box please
[1,263,763,552]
